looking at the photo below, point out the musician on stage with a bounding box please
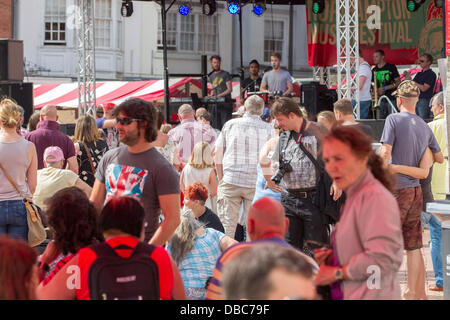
[241,60,262,96]
[260,52,293,96]
[208,55,233,130]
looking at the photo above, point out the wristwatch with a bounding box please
[335,268,344,280]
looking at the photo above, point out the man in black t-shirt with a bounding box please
[403,53,437,120]
[241,60,262,98]
[372,49,401,119]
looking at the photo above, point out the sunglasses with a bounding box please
[116,117,143,125]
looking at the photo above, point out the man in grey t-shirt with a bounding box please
[90,98,180,245]
[379,80,443,300]
[261,52,293,96]
[208,55,233,130]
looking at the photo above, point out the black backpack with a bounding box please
[88,242,160,300]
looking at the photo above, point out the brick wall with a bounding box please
[0,0,12,38]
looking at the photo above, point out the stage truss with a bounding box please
[336,0,360,118]
[76,0,96,117]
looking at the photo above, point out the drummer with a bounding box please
[241,59,262,97]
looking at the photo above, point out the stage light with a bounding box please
[253,2,266,16]
[201,0,217,16]
[406,0,426,12]
[312,0,324,14]
[121,0,133,17]
[227,0,240,15]
[178,2,191,15]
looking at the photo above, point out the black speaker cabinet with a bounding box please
[0,82,34,126]
[0,39,24,82]
[300,82,337,116]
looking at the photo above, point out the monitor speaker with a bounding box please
[300,82,337,116]
[0,82,34,126]
[0,39,24,82]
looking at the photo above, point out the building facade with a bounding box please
[13,0,310,82]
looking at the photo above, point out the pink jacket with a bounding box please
[334,170,404,300]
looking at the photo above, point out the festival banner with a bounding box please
[306,0,443,66]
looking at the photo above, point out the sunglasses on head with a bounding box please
[116,117,143,125]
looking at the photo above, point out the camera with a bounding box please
[270,161,292,185]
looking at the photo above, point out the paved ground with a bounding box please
[398,228,444,300]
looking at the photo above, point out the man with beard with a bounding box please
[208,55,233,130]
[90,98,181,246]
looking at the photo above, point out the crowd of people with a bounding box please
[0,48,447,300]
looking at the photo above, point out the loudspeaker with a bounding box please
[300,82,337,116]
[59,123,76,137]
[0,82,34,126]
[0,39,24,82]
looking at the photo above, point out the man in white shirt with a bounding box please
[352,49,372,119]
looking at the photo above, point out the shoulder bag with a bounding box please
[0,163,46,247]
[82,142,96,175]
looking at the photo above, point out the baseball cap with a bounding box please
[232,106,245,116]
[261,107,270,120]
[43,146,64,163]
[103,102,116,112]
[392,80,420,98]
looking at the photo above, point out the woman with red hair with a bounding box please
[0,236,39,299]
[184,182,224,233]
[315,125,403,300]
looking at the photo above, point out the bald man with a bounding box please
[205,197,318,300]
[25,104,78,173]
[168,104,217,165]
[195,107,208,120]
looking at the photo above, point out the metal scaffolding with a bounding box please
[76,0,96,117]
[336,0,359,118]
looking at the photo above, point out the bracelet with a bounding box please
[37,261,50,272]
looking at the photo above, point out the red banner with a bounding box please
[306,0,444,66]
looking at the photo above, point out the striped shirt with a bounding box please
[168,228,225,290]
[215,114,274,188]
[204,237,319,300]
[42,253,76,286]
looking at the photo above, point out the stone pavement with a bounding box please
[398,229,444,300]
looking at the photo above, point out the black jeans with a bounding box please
[281,190,330,256]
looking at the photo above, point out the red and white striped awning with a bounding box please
[33,78,243,109]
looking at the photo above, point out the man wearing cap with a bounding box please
[25,104,78,174]
[33,146,92,211]
[96,103,119,149]
[379,80,443,300]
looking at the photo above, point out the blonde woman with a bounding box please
[167,209,236,300]
[73,115,109,187]
[180,141,217,209]
[0,98,37,241]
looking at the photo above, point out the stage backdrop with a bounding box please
[306,0,443,67]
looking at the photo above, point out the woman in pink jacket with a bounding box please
[315,125,403,300]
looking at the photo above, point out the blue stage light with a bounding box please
[179,4,190,15]
[228,2,239,14]
[253,5,263,15]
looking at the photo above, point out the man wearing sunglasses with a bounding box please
[403,53,437,120]
[90,98,181,246]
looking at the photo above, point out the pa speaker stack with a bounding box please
[0,39,33,126]
[300,82,337,117]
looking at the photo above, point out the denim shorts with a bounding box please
[0,199,28,242]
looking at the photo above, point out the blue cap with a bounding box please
[261,107,270,120]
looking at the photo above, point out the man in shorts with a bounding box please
[379,80,443,300]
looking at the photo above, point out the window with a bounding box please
[95,0,112,48]
[44,0,66,45]
[198,15,217,53]
[264,20,284,62]
[157,12,218,53]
